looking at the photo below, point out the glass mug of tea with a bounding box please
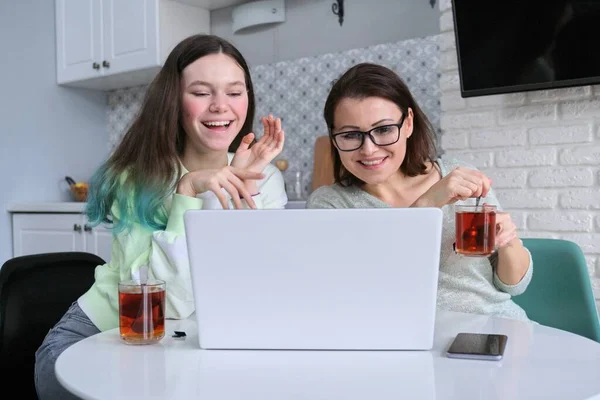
[118,279,166,345]
[455,204,497,257]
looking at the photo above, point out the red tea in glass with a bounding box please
[455,205,497,257]
[118,279,165,345]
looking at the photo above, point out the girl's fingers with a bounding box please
[265,116,274,135]
[237,133,254,152]
[228,173,257,209]
[275,117,282,134]
[268,117,277,136]
[221,181,242,209]
[243,193,257,209]
[257,115,281,148]
[209,184,230,209]
[275,129,285,151]
[263,128,276,148]
[265,119,282,148]
[256,118,274,144]
[259,118,269,136]
[270,115,277,135]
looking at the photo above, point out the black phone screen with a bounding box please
[447,333,508,358]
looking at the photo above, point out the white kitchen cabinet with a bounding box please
[55,0,210,90]
[12,213,112,264]
[8,198,303,262]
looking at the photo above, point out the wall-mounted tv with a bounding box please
[452,0,600,98]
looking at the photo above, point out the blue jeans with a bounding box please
[34,301,100,400]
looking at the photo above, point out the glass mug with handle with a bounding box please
[455,204,497,257]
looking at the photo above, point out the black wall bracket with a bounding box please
[332,0,344,26]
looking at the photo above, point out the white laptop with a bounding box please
[184,208,443,350]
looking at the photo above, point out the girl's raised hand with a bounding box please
[231,114,285,173]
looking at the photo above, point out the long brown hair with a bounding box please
[87,34,256,232]
[323,63,437,187]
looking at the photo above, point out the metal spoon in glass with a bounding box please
[462,196,483,243]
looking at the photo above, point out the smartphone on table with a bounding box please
[446,332,508,361]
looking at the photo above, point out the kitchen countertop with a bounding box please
[7,202,86,213]
[7,200,307,213]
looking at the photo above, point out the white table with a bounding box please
[56,310,600,400]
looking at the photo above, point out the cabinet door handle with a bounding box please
[102,60,110,68]
[92,62,100,70]
[84,224,93,232]
[73,224,82,232]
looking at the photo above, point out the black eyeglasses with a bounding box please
[331,115,406,152]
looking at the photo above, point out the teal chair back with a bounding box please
[513,238,600,342]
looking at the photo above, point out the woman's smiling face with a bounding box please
[332,96,413,185]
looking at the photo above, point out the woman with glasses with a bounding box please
[307,63,533,321]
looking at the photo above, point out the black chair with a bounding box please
[0,252,103,399]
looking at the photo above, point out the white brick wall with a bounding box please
[439,3,600,304]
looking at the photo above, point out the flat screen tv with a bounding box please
[452,0,600,97]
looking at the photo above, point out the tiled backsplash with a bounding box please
[108,35,441,197]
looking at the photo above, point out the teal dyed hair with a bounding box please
[86,164,169,233]
[85,34,256,232]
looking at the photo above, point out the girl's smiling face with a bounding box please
[180,53,249,153]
